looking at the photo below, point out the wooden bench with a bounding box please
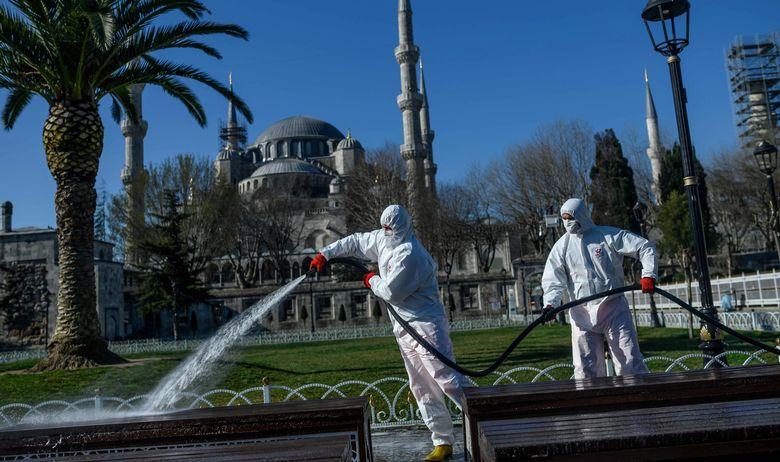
[462,364,780,461]
[58,435,354,461]
[478,397,780,461]
[0,397,372,461]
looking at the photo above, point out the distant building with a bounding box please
[0,201,125,344]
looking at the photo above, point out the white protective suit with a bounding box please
[542,198,656,379]
[320,205,469,446]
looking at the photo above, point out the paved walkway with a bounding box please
[372,425,465,461]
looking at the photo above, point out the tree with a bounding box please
[0,0,253,370]
[253,183,306,283]
[429,183,470,277]
[137,191,210,340]
[656,190,695,338]
[658,144,718,280]
[338,304,347,324]
[207,181,263,288]
[488,120,594,255]
[300,305,309,325]
[463,166,505,273]
[589,129,640,234]
[345,143,407,232]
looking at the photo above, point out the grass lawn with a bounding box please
[0,325,777,407]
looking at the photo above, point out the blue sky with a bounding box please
[1,0,779,228]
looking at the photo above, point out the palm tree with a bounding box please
[0,0,253,370]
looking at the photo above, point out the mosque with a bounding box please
[110,0,525,337]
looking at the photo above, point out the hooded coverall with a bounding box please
[542,198,656,379]
[320,205,469,446]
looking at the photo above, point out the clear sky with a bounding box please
[1,0,779,229]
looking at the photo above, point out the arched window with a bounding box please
[280,260,291,280]
[261,260,275,282]
[253,179,258,189]
[205,263,220,285]
[292,261,300,278]
[302,257,312,274]
[221,263,235,285]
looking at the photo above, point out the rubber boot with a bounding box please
[424,444,453,461]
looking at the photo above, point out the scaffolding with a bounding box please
[726,32,780,147]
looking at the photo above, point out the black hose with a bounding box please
[314,258,779,378]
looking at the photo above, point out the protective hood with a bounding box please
[560,198,594,234]
[380,204,413,247]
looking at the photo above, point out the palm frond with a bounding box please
[1,87,32,129]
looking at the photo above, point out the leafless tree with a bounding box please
[488,120,594,255]
[253,183,307,283]
[429,183,470,275]
[206,181,264,288]
[344,142,407,232]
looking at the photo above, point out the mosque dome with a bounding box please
[254,116,344,145]
[216,148,238,161]
[249,158,328,178]
[337,134,363,151]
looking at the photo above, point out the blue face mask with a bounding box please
[563,218,580,234]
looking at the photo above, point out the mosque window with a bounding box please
[253,179,258,189]
[461,284,479,311]
[316,296,332,320]
[351,294,367,318]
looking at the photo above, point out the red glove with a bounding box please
[641,277,655,294]
[542,304,556,323]
[363,271,377,289]
[310,253,327,273]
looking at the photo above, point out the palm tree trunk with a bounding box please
[33,101,124,370]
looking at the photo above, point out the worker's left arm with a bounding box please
[609,229,658,279]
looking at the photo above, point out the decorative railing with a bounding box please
[635,310,780,331]
[631,270,780,310]
[0,318,523,364]
[1,350,777,430]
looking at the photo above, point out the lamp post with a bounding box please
[445,262,454,323]
[753,141,780,259]
[641,0,724,358]
[632,202,661,328]
[500,268,510,321]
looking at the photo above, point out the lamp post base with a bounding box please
[699,339,726,368]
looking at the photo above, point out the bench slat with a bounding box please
[478,397,780,461]
[463,364,780,461]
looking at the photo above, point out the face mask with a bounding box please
[563,218,580,234]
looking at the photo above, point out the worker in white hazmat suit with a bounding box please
[542,198,657,379]
[310,205,467,461]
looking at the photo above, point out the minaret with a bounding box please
[644,70,663,204]
[396,0,429,233]
[419,58,437,195]
[216,73,247,184]
[120,82,147,265]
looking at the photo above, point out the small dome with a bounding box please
[254,116,344,145]
[337,133,363,151]
[250,158,328,177]
[216,148,238,161]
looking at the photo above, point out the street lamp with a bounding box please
[642,0,724,359]
[500,268,510,321]
[445,262,454,323]
[753,140,780,258]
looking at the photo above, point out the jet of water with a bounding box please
[143,275,307,412]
